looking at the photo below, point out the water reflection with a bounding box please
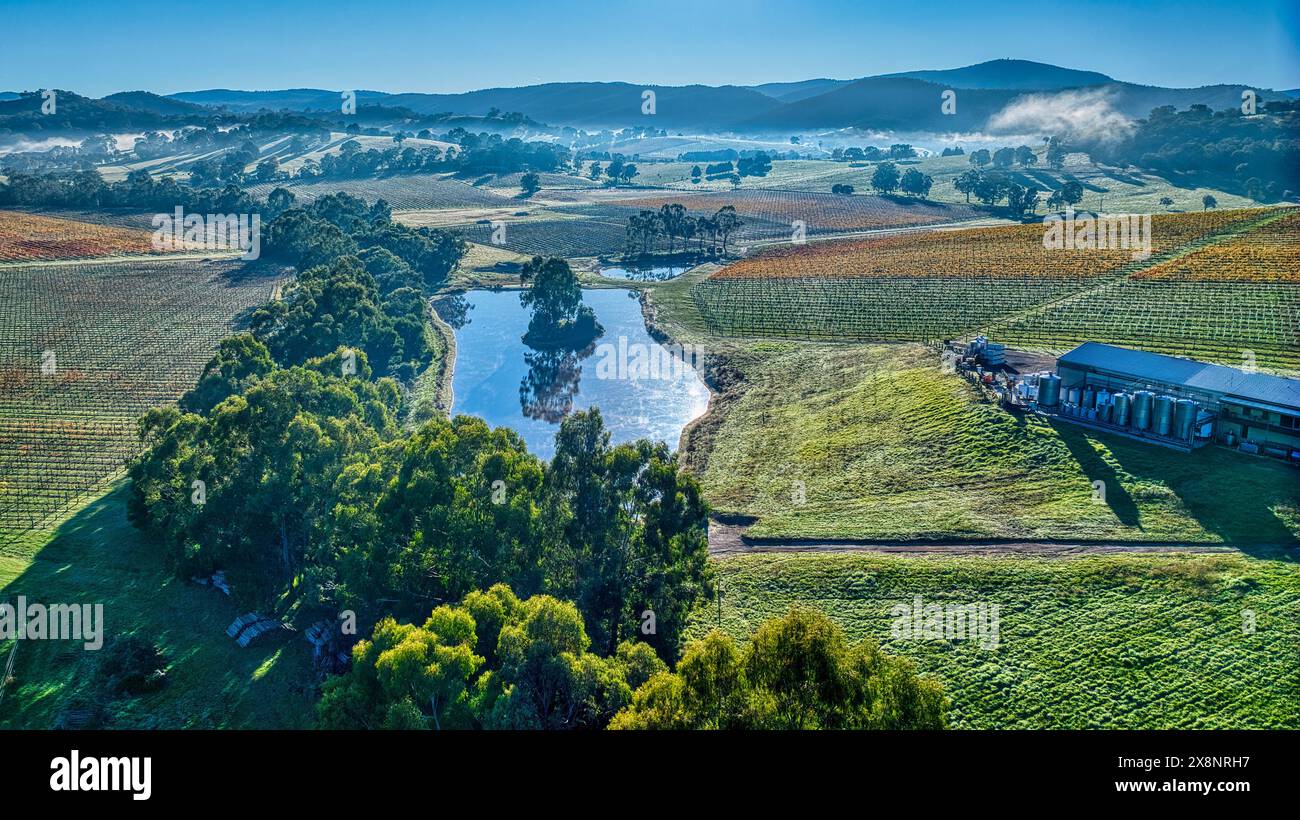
[599,265,688,282]
[519,342,598,423]
[435,293,474,329]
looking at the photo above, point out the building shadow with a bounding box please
[1050,420,1142,528]
[1051,419,1300,554]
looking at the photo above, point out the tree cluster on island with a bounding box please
[519,256,603,349]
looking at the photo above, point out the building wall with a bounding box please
[1219,403,1300,453]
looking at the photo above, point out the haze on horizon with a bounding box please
[1,0,1297,98]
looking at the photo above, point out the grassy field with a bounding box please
[690,551,1300,728]
[0,484,315,729]
[450,216,630,257]
[607,189,984,233]
[244,173,514,210]
[693,341,1300,544]
[902,154,1259,214]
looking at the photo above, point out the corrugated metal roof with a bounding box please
[1058,342,1300,410]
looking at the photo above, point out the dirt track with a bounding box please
[707,521,1266,558]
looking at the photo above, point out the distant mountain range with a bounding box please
[165,61,1284,133]
[883,60,1115,90]
[101,91,213,116]
[3,61,1292,136]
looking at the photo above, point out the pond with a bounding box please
[599,265,689,281]
[443,288,711,460]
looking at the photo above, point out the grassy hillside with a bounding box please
[691,551,1300,728]
[612,156,1256,214]
[697,342,1300,544]
[0,484,315,729]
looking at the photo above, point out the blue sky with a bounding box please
[1,0,1297,96]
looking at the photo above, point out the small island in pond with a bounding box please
[519,256,604,350]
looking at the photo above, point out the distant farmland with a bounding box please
[244,173,515,210]
[453,217,630,257]
[610,189,985,233]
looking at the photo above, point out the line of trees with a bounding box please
[952,169,1082,216]
[832,144,917,162]
[969,142,1059,170]
[589,157,639,185]
[625,203,744,256]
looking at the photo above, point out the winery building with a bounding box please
[1044,342,1300,460]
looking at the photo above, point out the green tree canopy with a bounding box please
[871,162,901,194]
[519,256,602,348]
[319,586,659,730]
[610,609,948,730]
[128,361,401,605]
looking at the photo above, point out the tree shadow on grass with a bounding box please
[1099,170,1146,187]
[0,482,315,729]
[1060,172,1108,194]
[1025,170,1063,190]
